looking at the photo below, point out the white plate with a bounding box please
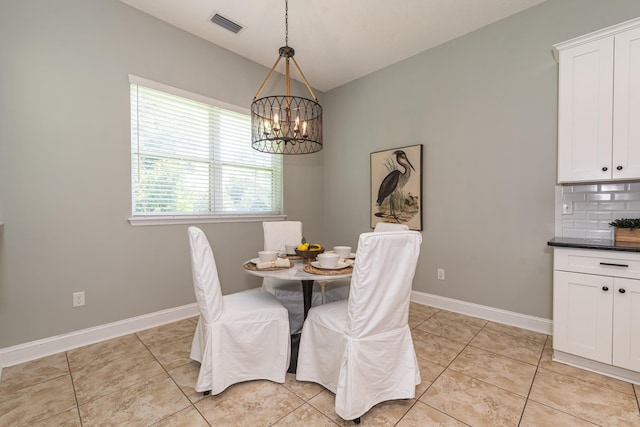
[249,258,261,264]
[325,251,356,259]
[311,261,351,270]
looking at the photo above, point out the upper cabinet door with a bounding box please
[557,38,614,183]
[612,27,640,180]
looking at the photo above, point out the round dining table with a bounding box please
[243,258,352,321]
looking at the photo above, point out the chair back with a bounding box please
[188,227,224,325]
[347,230,421,338]
[263,221,303,251]
[374,222,410,232]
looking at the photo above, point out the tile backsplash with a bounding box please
[560,182,640,239]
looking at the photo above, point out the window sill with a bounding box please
[128,214,286,227]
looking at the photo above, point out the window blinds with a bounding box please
[130,77,283,216]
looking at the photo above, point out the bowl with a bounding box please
[333,246,352,259]
[285,244,298,255]
[317,253,340,268]
[258,250,279,263]
[295,247,325,262]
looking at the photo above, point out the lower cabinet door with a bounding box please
[554,271,613,363]
[612,277,640,371]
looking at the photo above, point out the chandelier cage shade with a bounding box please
[251,95,322,154]
[250,0,323,154]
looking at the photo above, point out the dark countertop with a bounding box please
[547,237,640,252]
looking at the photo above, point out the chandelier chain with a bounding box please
[250,0,322,154]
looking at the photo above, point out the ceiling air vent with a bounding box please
[210,13,243,34]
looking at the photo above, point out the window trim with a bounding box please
[128,214,286,227]
[128,75,284,226]
[129,75,249,116]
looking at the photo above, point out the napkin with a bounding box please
[257,258,290,269]
[342,258,355,267]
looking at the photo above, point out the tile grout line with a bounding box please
[6,308,636,425]
[137,319,323,426]
[64,351,85,427]
[440,320,519,425]
[268,384,309,426]
[393,311,432,427]
[368,307,436,426]
[516,334,547,426]
[424,318,538,426]
[410,308,637,426]
[18,354,83,426]
[405,309,476,426]
[525,336,625,426]
[133,331,212,426]
[269,393,338,427]
[161,319,206,408]
[442,315,607,425]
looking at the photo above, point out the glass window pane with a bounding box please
[130,80,283,217]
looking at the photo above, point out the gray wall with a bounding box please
[3,0,640,350]
[322,0,640,319]
[0,0,324,348]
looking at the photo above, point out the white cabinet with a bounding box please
[612,277,640,371]
[612,26,640,180]
[554,18,640,183]
[553,248,640,375]
[553,271,613,364]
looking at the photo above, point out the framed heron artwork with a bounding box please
[370,144,423,230]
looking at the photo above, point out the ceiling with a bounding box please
[120,0,547,92]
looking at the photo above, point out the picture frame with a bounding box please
[370,144,423,230]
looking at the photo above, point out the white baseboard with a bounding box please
[553,350,640,385]
[410,290,552,335]
[0,303,199,368]
[1,293,551,369]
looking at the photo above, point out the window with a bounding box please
[129,76,283,225]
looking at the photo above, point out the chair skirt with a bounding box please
[190,290,290,395]
[296,300,420,421]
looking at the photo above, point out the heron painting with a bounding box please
[370,144,423,230]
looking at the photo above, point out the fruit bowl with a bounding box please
[295,247,325,262]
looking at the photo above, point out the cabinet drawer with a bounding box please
[554,248,640,279]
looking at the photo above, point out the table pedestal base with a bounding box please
[288,332,301,374]
[287,279,314,374]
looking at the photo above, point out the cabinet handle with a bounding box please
[619,288,626,294]
[617,165,623,171]
[602,286,609,291]
[602,166,608,172]
[599,262,629,268]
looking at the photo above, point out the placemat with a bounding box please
[280,254,303,260]
[303,264,353,275]
[243,260,293,271]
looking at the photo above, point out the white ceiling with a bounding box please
[120,0,547,92]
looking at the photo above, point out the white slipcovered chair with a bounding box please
[188,226,290,395]
[262,221,350,334]
[296,230,422,422]
[374,222,409,232]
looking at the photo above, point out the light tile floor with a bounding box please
[1,302,639,426]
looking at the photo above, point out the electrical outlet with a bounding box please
[562,202,573,215]
[73,291,85,307]
[437,268,445,280]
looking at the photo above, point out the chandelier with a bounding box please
[250,0,322,154]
